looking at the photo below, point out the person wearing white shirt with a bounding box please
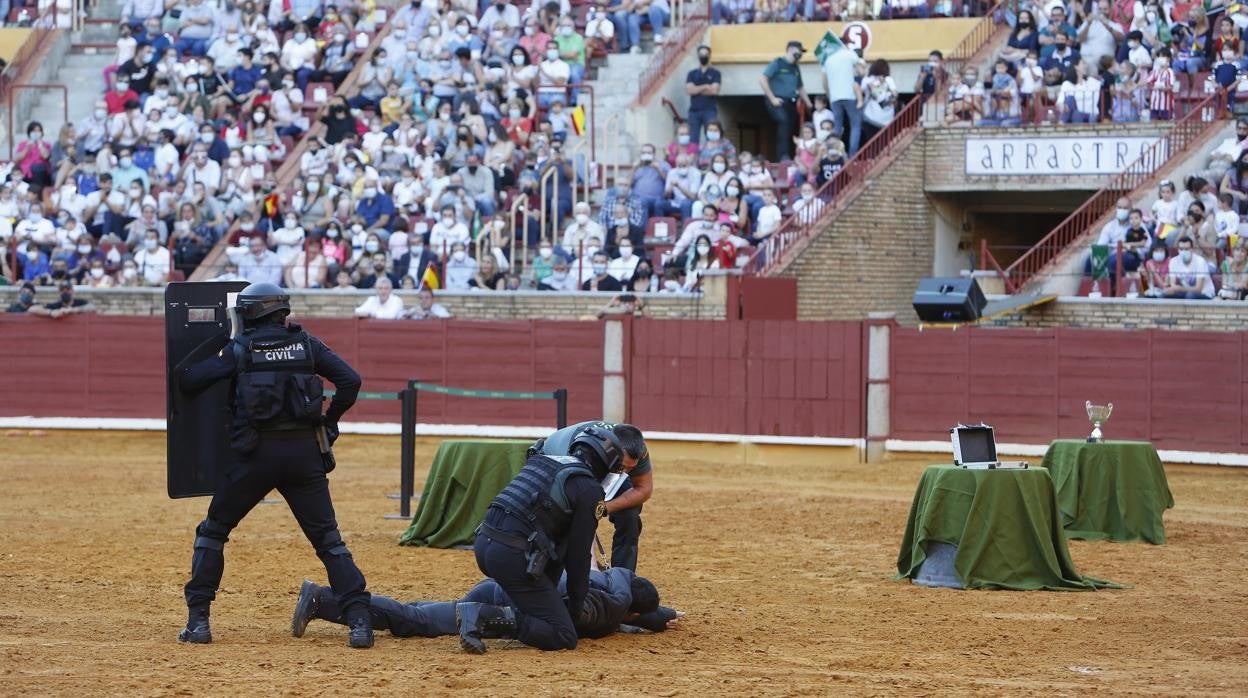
[14,205,56,246]
[1097,197,1133,247]
[300,143,331,178]
[271,80,309,132]
[354,276,407,318]
[269,214,307,266]
[407,288,452,319]
[428,206,470,253]
[133,230,171,285]
[443,242,478,290]
[1076,0,1122,73]
[153,130,181,183]
[52,184,87,223]
[208,32,246,72]
[537,50,570,109]
[281,29,320,74]
[181,149,222,196]
[392,168,425,209]
[607,242,640,281]
[561,202,605,252]
[1163,237,1215,298]
[754,189,782,239]
[792,182,824,226]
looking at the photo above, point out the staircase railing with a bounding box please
[634,0,710,106]
[1002,91,1227,292]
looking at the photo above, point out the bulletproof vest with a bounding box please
[231,326,324,432]
[492,454,596,542]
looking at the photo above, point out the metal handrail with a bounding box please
[509,194,528,268]
[979,238,1017,294]
[1003,90,1227,291]
[538,164,559,245]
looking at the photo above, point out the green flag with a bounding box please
[1090,244,1110,281]
[814,30,844,65]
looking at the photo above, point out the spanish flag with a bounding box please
[263,193,280,219]
[571,105,586,137]
[421,263,440,291]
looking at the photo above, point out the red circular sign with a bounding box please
[841,22,873,52]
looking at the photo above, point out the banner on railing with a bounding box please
[965,136,1167,176]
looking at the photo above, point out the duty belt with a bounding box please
[476,523,529,552]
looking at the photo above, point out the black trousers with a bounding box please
[766,98,800,161]
[183,431,369,615]
[608,478,643,571]
[473,519,578,650]
[315,578,507,638]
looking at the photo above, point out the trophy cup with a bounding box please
[1085,401,1113,443]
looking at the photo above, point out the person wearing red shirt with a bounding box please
[105,80,140,115]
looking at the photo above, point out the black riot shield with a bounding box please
[165,281,248,498]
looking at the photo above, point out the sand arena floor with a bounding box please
[0,430,1245,696]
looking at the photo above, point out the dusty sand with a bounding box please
[0,430,1245,696]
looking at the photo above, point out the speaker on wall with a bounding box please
[912,277,987,323]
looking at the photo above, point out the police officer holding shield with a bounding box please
[455,426,642,653]
[176,282,375,649]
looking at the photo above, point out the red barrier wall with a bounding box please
[627,319,864,437]
[891,327,1248,453]
[0,316,604,427]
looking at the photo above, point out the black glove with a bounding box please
[325,421,340,446]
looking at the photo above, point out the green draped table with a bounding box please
[398,440,531,549]
[896,465,1116,590]
[1040,440,1174,544]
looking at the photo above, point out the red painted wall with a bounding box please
[0,316,604,427]
[890,327,1248,453]
[626,319,865,437]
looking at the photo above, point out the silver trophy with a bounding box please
[1085,401,1113,443]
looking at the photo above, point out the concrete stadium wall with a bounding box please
[987,296,1248,332]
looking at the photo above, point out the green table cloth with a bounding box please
[1041,440,1174,544]
[398,440,530,548]
[896,465,1116,590]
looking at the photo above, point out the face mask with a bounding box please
[586,245,600,256]
[123,267,137,279]
[592,263,607,275]
[456,24,469,36]
[144,239,158,250]
[699,54,710,66]
[90,267,105,279]
[59,291,73,303]
[185,83,198,93]
[1180,250,1193,263]
[613,218,629,228]
[252,111,267,124]
[282,79,295,89]
[640,153,654,163]
[241,222,256,232]
[326,227,339,239]
[119,156,134,168]
[365,241,380,253]
[1152,250,1166,262]
[962,75,976,85]
[29,212,43,223]
[618,245,633,257]
[677,133,692,145]
[508,108,522,120]
[524,26,534,36]
[228,155,242,167]
[116,83,129,92]
[294,32,308,42]
[539,246,553,259]
[429,25,441,37]
[18,290,34,303]
[573,213,589,225]
[26,250,39,261]
[551,270,568,281]
[712,162,726,174]
[77,244,91,255]
[285,217,298,228]
[546,49,559,61]
[1116,208,1129,222]
[706,131,721,142]
[199,133,213,144]
[726,186,740,197]
[410,244,424,255]
[452,250,467,262]
[363,187,377,198]
[439,112,451,121]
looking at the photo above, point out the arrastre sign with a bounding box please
[965,136,1166,176]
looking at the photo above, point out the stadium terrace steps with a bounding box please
[1025,119,1238,297]
[587,52,650,167]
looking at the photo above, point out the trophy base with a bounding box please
[1086,437,1101,443]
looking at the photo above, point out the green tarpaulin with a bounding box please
[398,440,531,548]
[896,465,1119,591]
[1041,440,1174,544]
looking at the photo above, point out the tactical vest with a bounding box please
[492,454,597,543]
[231,327,324,432]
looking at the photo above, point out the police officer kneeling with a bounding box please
[456,427,625,653]
[178,282,374,648]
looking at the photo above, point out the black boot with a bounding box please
[456,602,517,654]
[345,609,374,649]
[291,580,323,638]
[178,607,212,644]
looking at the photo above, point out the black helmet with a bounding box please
[570,425,624,480]
[236,282,290,321]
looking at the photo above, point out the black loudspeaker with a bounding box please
[912,277,987,322]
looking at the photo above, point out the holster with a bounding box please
[524,530,556,580]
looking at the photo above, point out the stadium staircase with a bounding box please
[999,93,1231,297]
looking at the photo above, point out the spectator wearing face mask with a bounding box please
[457,152,498,216]
[238,234,283,284]
[562,201,606,254]
[760,41,811,161]
[356,177,395,233]
[397,232,438,282]
[443,242,478,290]
[6,281,41,313]
[696,121,736,170]
[133,229,171,285]
[792,182,824,226]
[671,204,719,260]
[664,153,703,221]
[16,203,56,248]
[608,239,641,281]
[628,143,672,218]
[582,251,622,292]
[41,279,94,319]
[1162,236,1215,299]
[354,276,406,318]
[269,213,307,266]
[537,43,571,109]
[683,45,720,143]
[430,206,471,257]
[538,257,575,291]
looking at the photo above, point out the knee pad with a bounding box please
[194,518,231,551]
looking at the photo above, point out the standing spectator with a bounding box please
[133,229,171,285]
[1077,0,1124,73]
[860,59,897,143]
[1001,10,1041,65]
[760,41,811,161]
[1111,61,1143,122]
[914,50,948,101]
[1163,237,1214,299]
[238,234,283,284]
[685,45,721,144]
[354,276,406,318]
[15,122,52,192]
[1039,4,1077,61]
[1148,54,1179,120]
[820,41,861,157]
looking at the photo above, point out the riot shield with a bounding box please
[165,281,248,498]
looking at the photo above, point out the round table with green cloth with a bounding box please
[896,465,1118,590]
[1040,440,1174,544]
[398,440,532,549]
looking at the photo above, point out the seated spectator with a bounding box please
[443,242,477,291]
[582,252,622,292]
[238,234,283,284]
[285,235,329,289]
[1214,193,1240,251]
[697,121,736,169]
[792,123,820,186]
[666,123,699,168]
[133,229,171,286]
[354,276,406,319]
[429,205,471,255]
[407,288,453,319]
[538,257,576,290]
[1171,12,1211,91]
[85,258,116,287]
[608,239,642,281]
[1219,242,1248,300]
[15,121,52,192]
[1039,4,1077,61]
[672,204,720,259]
[1001,10,1041,65]
[212,261,247,282]
[1162,237,1215,299]
[469,254,506,291]
[358,251,401,289]
[1059,62,1102,123]
[1111,61,1143,122]
[792,182,824,226]
[945,66,986,124]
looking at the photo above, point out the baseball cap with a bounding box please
[786,40,805,53]
[57,279,74,290]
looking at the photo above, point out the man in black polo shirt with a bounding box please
[43,279,94,319]
[759,40,812,161]
[684,45,721,144]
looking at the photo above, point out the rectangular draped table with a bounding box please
[1040,440,1174,544]
[896,465,1116,590]
[398,439,531,549]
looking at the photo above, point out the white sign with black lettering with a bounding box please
[965,136,1167,176]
